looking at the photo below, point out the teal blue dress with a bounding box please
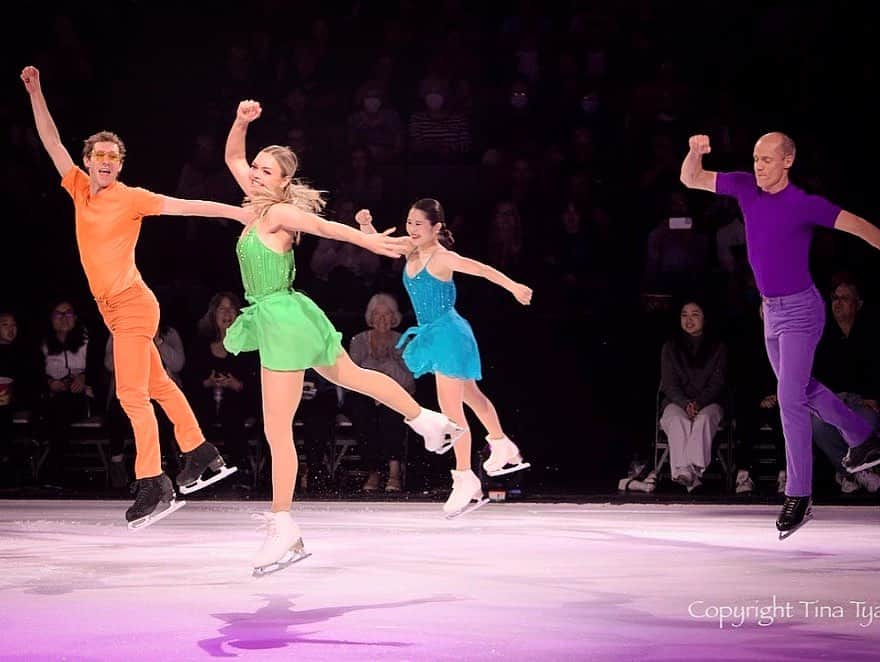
[224,226,343,371]
[396,260,482,380]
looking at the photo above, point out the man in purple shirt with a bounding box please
[680,132,880,538]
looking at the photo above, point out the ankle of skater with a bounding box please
[403,404,422,421]
[181,438,207,454]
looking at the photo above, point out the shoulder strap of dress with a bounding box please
[423,249,441,267]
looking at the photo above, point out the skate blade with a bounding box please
[128,499,186,531]
[485,461,531,477]
[179,465,238,494]
[777,513,814,540]
[445,497,490,520]
[428,439,455,455]
[843,457,880,474]
[446,423,466,445]
[252,550,312,577]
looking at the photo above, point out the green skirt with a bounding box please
[224,290,343,371]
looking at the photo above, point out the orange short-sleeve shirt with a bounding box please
[61,166,164,300]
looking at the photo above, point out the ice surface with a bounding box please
[1,500,879,660]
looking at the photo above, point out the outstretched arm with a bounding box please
[439,251,533,305]
[680,134,717,193]
[158,196,251,224]
[225,100,261,194]
[834,211,880,250]
[20,66,74,178]
[268,205,410,258]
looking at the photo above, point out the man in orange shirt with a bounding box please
[21,65,247,529]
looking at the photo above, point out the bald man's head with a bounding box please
[753,132,796,193]
[758,132,796,160]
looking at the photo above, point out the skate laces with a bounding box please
[128,479,157,511]
[252,512,280,538]
[781,497,803,517]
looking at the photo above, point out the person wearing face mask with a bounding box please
[21,66,251,529]
[346,82,404,164]
[407,85,471,163]
[223,100,465,575]
[682,132,880,537]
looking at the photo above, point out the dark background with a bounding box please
[3,0,880,495]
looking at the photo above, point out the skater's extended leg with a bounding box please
[315,351,419,418]
[315,351,463,453]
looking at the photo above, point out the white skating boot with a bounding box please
[405,408,465,454]
[443,469,489,519]
[482,435,531,477]
[251,511,311,577]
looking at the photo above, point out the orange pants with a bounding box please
[97,281,203,479]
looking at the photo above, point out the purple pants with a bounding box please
[762,286,872,496]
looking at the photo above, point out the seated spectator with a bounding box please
[346,80,404,164]
[542,201,589,307]
[335,145,385,210]
[0,311,37,485]
[486,77,545,157]
[346,293,415,492]
[39,300,101,487]
[407,79,472,164]
[659,300,728,492]
[643,191,710,300]
[812,275,880,493]
[487,200,527,276]
[186,292,260,482]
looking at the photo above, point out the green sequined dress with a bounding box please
[223,227,343,370]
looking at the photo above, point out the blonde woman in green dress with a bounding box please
[224,100,465,576]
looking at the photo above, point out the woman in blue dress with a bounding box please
[359,198,533,516]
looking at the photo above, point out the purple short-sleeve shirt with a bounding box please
[716,172,841,297]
